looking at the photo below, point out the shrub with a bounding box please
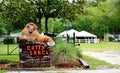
[10,63,17,67]
[3,37,15,44]
[0,28,7,36]
[108,37,114,41]
[0,59,10,64]
[53,40,82,65]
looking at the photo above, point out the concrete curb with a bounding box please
[5,70,120,73]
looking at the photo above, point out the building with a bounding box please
[57,29,98,43]
[104,32,120,41]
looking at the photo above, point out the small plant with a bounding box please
[0,59,10,64]
[109,37,114,41]
[3,37,15,44]
[10,63,17,67]
[53,40,82,67]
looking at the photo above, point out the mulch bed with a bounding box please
[0,61,80,68]
[0,60,82,71]
[0,62,19,69]
[54,61,80,68]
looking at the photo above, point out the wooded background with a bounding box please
[0,0,120,38]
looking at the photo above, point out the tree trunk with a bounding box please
[38,18,42,33]
[45,17,48,35]
[112,29,115,36]
[38,7,42,33]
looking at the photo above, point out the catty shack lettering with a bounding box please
[26,44,49,59]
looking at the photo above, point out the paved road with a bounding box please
[82,51,120,65]
[5,70,120,73]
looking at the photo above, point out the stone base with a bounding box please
[17,38,53,68]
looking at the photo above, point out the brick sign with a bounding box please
[17,38,53,68]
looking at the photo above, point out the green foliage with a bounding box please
[10,63,17,67]
[0,59,10,64]
[79,41,120,52]
[1,0,120,39]
[0,28,6,36]
[73,15,92,32]
[83,55,112,70]
[108,37,114,42]
[0,17,7,35]
[1,0,37,31]
[53,40,82,64]
[0,55,19,62]
[41,18,64,33]
[79,0,120,38]
[1,0,84,34]
[3,37,15,44]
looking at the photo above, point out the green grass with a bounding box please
[77,41,120,69]
[0,43,19,62]
[82,55,114,69]
[0,41,120,71]
[0,43,18,54]
[0,70,5,73]
[0,55,19,62]
[78,41,120,52]
[0,43,19,73]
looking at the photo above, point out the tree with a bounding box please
[35,0,84,35]
[1,0,85,35]
[1,0,37,32]
[107,0,120,34]
[39,0,63,35]
[0,17,7,36]
[84,0,120,38]
[72,15,92,32]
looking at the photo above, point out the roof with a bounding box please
[57,29,80,37]
[78,30,97,37]
[57,29,97,38]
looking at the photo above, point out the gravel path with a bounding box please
[82,51,120,65]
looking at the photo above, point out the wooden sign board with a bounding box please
[17,38,53,68]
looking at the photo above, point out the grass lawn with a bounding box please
[0,43,19,62]
[77,41,120,69]
[82,55,119,70]
[0,70,5,73]
[0,43,19,73]
[0,41,120,71]
[0,43,18,55]
[78,41,120,52]
[0,55,19,62]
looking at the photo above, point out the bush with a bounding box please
[0,28,7,36]
[3,37,15,44]
[0,59,10,64]
[109,37,114,41]
[10,63,17,67]
[53,40,82,65]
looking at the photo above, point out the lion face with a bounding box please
[25,22,38,34]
